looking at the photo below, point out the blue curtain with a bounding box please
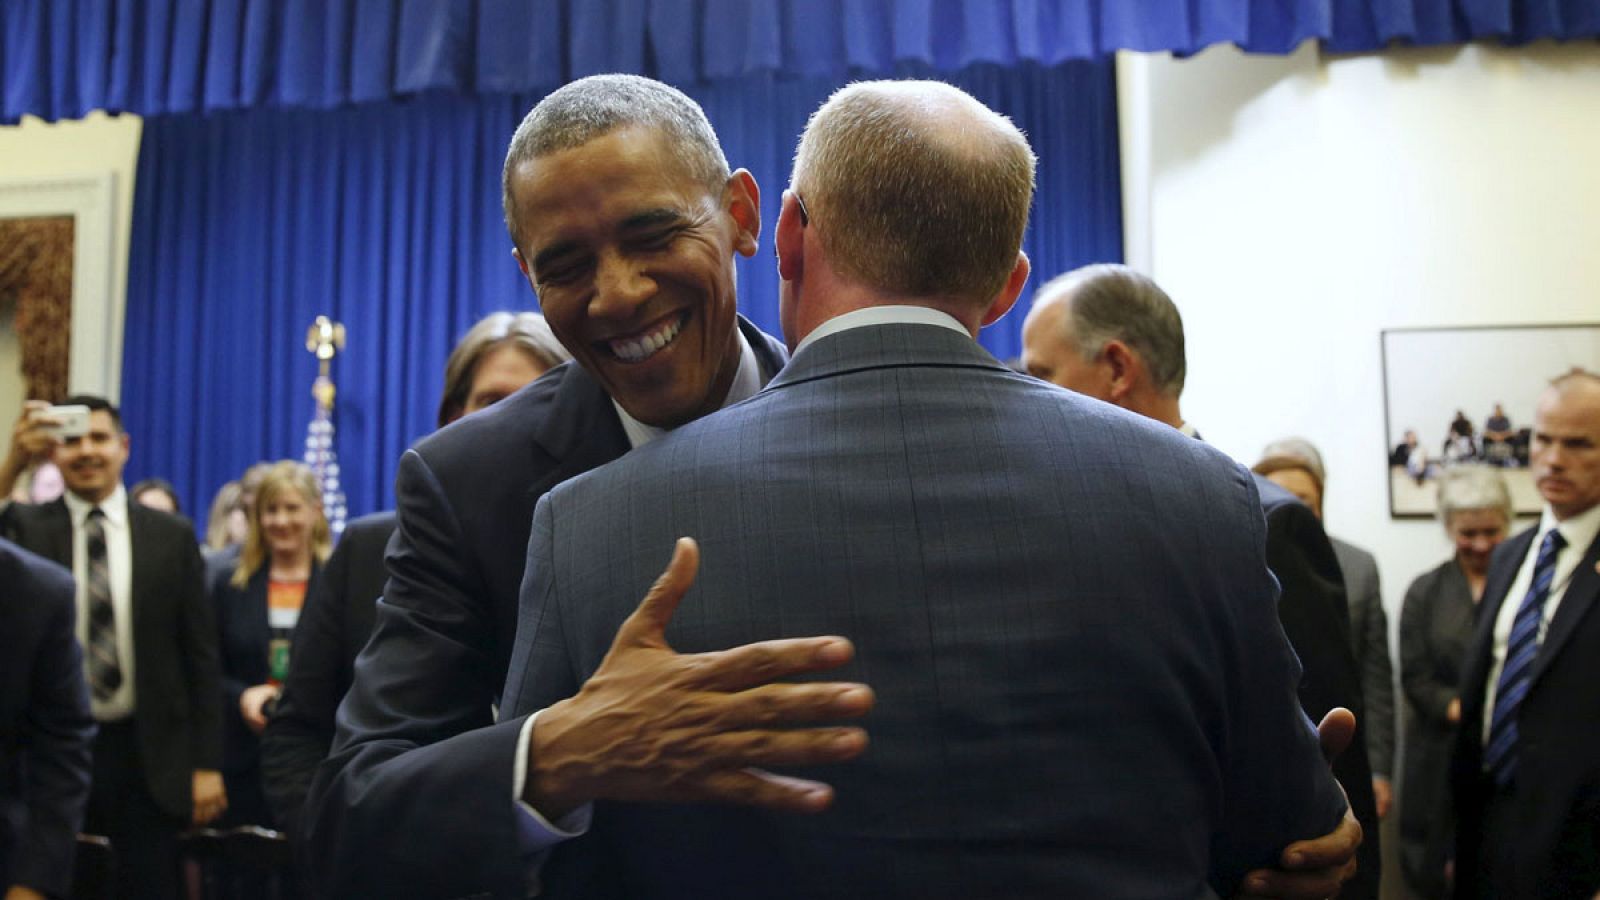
[8,0,1599,123]
[119,61,1122,523]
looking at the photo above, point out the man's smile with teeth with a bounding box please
[606,312,687,363]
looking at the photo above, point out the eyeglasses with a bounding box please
[795,192,811,227]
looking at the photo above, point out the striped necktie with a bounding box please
[83,507,123,702]
[1482,528,1567,786]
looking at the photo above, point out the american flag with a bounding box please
[304,375,347,538]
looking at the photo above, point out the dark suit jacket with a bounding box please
[0,537,95,897]
[1400,558,1476,898]
[1451,522,1600,899]
[261,510,396,836]
[1,497,222,820]
[1332,536,1395,782]
[210,560,323,777]
[303,318,787,897]
[1254,477,1381,900]
[504,324,1347,899]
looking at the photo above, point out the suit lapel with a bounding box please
[523,360,630,505]
[739,315,789,382]
[126,504,159,681]
[33,499,75,568]
[1530,529,1600,684]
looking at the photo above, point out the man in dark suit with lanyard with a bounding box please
[1450,370,1600,898]
[1,395,223,900]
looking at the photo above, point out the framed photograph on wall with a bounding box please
[1381,324,1600,519]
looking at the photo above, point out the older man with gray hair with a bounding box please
[1022,262,1381,899]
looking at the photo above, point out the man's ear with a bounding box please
[726,169,761,258]
[1103,340,1141,402]
[776,190,806,282]
[511,247,536,289]
[980,252,1031,328]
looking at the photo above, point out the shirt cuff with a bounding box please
[512,710,593,849]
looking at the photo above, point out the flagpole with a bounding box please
[304,316,349,538]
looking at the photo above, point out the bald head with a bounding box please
[790,80,1036,308]
[1533,369,1600,520]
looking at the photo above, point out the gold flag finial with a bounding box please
[306,316,346,410]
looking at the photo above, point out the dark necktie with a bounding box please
[1482,528,1567,786]
[84,507,123,702]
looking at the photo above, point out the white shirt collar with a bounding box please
[1539,500,1600,559]
[62,483,129,528]
[794,305,970,356]
[613,328,765,450]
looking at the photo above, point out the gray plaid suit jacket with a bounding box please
[504,322,1345,899]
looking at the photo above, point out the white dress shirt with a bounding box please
[793,304,969,355]
[1481,501,1600,746]
[62,484,138,721]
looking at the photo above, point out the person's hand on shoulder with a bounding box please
[526,538,875,819]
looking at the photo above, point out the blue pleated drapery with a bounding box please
[118,62,1123,519]
[7,0,1600,123]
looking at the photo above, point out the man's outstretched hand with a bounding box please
[1236,708,1363,899]
[526,538,874,819]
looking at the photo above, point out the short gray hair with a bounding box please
[1259,437,1327,488]
[790,80,1036,307]
[1436,465,1513,529]
[502,74,731,247]
[1034,264,1187,395]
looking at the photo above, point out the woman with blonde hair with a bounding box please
[209,460,331,827]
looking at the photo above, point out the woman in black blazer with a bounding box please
[1397,465,1511,898]
[210,461,329,828]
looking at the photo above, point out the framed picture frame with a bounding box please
[0,172,120,399]
[1380,323,1600,519]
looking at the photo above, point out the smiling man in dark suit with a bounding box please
[501,80,1353,899]
[1,395,223,900]
[1450,370,1600,899]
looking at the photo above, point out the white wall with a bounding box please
[1120,39,1600,615]
[0,110,142,420]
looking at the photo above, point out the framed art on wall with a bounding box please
[1381,323,1600,519]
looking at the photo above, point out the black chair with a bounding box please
[180,826,299,900]
[71,834,116,900]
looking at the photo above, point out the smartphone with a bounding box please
[44,404,91,440]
